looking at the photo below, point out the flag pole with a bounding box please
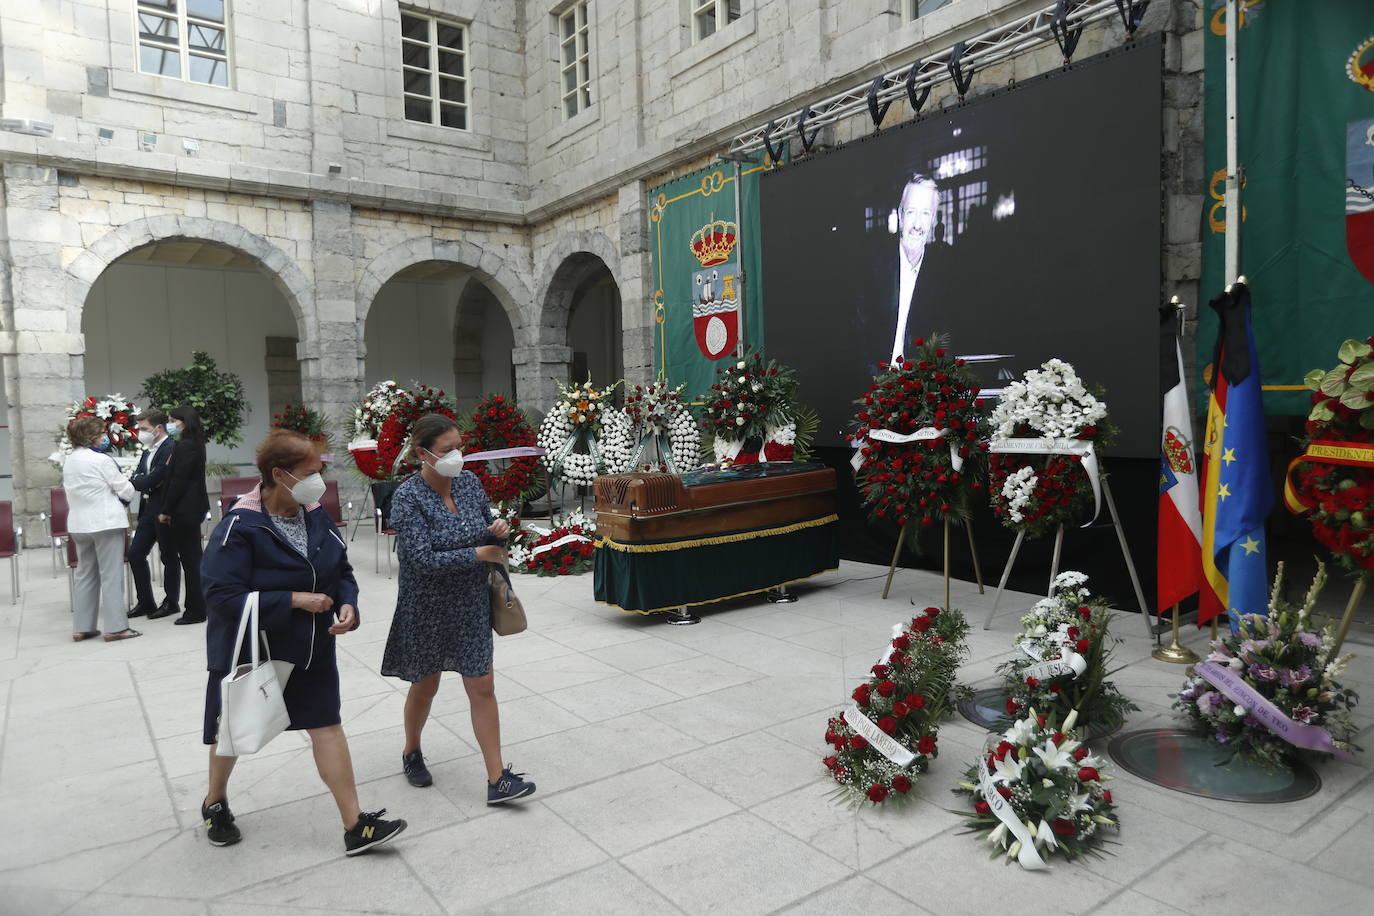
[1224,0,1241,283]
[1153,603,1200,664]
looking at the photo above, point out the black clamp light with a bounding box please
[1050,0,1083,64]
[905,60,931,117]
[947,41,976,100]
[1113,0,1149,38]
[867,75,894,131]
[797,106,821,153]
[762,119,785,165]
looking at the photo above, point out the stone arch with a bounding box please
[534,230,621,341]
[355,236,530,336]
[65,215,312,339]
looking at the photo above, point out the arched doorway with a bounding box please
[567,262,623,390]
[80,238,301,472]
[363,260,515,412]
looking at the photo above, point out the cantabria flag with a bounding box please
[1157,303,1202,612]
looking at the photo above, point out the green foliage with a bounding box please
[141,350,247,448]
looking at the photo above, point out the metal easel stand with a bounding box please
[983,477,1155,641]
[347,482,374,543]
[882,518,985,601]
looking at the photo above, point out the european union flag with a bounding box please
[1200,282,1273,630]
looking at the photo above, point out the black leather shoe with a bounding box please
[174,613,206,625]
[148,601,180,620]
[128,604,156,619]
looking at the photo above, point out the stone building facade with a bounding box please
[0,0,1205,524]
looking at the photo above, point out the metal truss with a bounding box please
[726,0,1142,159]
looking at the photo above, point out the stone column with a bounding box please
[512,345,572,411]
[299,200,362,446]
[0,163,85,526]
[617,180,655,388]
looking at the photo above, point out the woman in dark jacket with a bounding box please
[155,404,211,625]
[199,429,406,855]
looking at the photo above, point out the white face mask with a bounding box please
[283,470,326,506]
[425,448,465,477]
[137,430,156,448]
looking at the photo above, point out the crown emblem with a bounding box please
[690,217,739,267]
[1350,36,1374,92]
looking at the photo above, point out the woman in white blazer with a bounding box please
[62,415,138,641]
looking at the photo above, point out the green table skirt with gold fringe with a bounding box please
[593,514,840,614]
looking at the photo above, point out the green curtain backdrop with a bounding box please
[1201,1,1374,414]
[648,155,775,402]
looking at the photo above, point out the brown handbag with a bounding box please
[488,563,527,635]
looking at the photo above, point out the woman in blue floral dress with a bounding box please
[381,414,536,805]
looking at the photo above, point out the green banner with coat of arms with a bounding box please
[649,155,774,402]
[1201,1,1374,413]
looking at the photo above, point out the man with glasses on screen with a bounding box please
[890,173,942,363]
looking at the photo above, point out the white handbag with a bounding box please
[215,592,295,757]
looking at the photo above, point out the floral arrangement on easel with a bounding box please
[460,395,541,507]
[998,572,1137,733]
[600,380,702,474]
[507,507,596,576]
[273,403,330,447]
[1285,336,1374,573]
[375,384,457,480]
[701,350,811,465]
[536,377,618,486]
[49,394,143,466]
[953,708,1119,868]
[347,380,448,480]
[987,359,1112,539]
[1173,564,1360,769]
[822,605,970,805]
[851,334,985,534]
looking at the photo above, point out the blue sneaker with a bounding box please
[487,765,535,805]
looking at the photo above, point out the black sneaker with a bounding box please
[487,765,536,805]
[344,809,407,856]
[402,749,432,787]
[201,800,241,847]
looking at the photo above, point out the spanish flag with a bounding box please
[1199,282,1273,629]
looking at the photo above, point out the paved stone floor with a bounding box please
[0,545,1371,915]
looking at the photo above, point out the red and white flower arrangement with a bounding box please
[509,507,596,576]
[51,394,142,465]
[1287,336,1374,572]
[373,384,457,481]
[954,708,1119,868]
[822,605,970,805]
[999,572,1137,732]
[702,351,802,464]
[461,394,541,506]
[987,359,1112,539]
[851,335,986,532]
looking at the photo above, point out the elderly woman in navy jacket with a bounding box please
[198,429,406,856]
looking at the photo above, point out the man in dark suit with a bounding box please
[888,172,954,363]
[128,408,180,619]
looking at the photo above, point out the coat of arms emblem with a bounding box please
[690,217,740,359]
[1347,116,1374,284]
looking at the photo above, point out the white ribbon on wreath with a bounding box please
[988,437,1101,526]
[977,756,1049,871]
[850,426,965,473]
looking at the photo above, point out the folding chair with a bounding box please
[40,488,69,577]
[0,501,22,603]
[320,480,351,531]
[217,476,259,517]
[370,481,400,576]
[66,531,133,613]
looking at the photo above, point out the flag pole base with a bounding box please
[1152,604,1199,664]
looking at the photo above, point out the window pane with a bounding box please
[578,59,590,85]
[139,12,178,43]
[139,44,181,77]
[727,0,740,21]
[190,53,228,85]
[696,9,716,39]
[437,49,464,77]
[439,104,466,130]
[402,40,429,69]
[437,23,463,51]
[577,3,587,27]
[188,23,226,53]
[400,14,428,41]
[187,0,224,22]
[404,97,433,123]
[563,66,578,94]
[581,85,592,108]
[438,76,465,103]
[403,68,429,95]
[562,38,576,67]
[565,95,579,119]
[576,30,587,56]
[138,0,176,11]
[917,0,952,16]
[562,12,575,39]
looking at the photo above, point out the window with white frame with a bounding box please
[558,2,592,119]
[691,0,740,42]
[400,11,469,130]
[135,0,231,86]
[909,0,953,19]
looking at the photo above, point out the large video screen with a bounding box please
[761,37,1163,456]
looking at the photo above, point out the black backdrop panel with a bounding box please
[761,37,1163,458]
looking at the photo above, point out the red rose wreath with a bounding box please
[460,395,540,505]
[375,385,456,479]
[851,335,986,532]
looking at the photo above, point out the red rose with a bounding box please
[974,800,991,816]
[1078,767,1100,782]
[866,784,889,803]
[83,397,97,409]
[996,786,1012,799]
[871,664,891,678]
[891,701,910,717]
[1037,715,1047,727]
[1025,676,1040,689]
[1075,638,1091,654]
[891,774,912,794]
[1102,790,1113,804]
[916,735,936,754]
[1078,606,1092,620]
[1005,697,1019,714]
[822,755,838,770]
[878,717,898,735]
[1051,731,1065,745]
[923,606,940,617]
[851,735,869,750]
[1050,818,1076,837]
[876,680,897,698]
[912,616,932,633]
[905,694,926,710]
[1073,746,1089,761]
[891,634,911,651]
